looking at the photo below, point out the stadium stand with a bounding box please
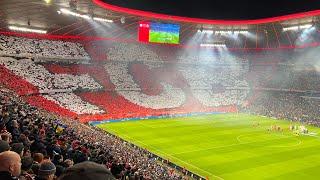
[0,34,319,179]
[0,35,319,121]
[0,36,245,120]
[0,35,89,60]
[0,87,183,179]
[242,91,320,126]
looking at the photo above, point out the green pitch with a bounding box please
[97,114,320,180]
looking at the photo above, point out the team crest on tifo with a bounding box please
[0,36,252,122]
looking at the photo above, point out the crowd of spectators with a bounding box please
[0,35,89,60]
[253,65,320,91]
[2,37,318,118]
[179,66,249,107]
[0,57,104,115]
[106,43,250,109]
[243,62,320,125]
[242,91,320,126]
[106,61,187,109]
[0,88,184,180]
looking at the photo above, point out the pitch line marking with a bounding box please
[172,142,246,155]
[172,134,301,156]
[305,133,320,139]
[107,129,224,180]
[236,133,302,148]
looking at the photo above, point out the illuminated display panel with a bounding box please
[138,21,180,44]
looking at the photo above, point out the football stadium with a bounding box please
[0,0,319,180]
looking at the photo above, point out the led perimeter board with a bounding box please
[138,21,180,44]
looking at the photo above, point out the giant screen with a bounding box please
[138,21,180,44]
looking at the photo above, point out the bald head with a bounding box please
[0,151,21,177]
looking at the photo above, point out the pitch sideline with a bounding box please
[107,128,225,180]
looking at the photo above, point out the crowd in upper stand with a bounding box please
[242,91,320,126]
[0,35,89,59]
[0,56,104,115]
[0,35,318,113]
[106,43,250,109]
[252,65,320,91]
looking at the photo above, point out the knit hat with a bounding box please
[10,143,24,155]
[38,160,56,176]
[0,140,10,153]
[58,161,116,180]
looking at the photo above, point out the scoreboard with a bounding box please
[138,21,180,44]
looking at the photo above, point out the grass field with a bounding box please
[97,114,320,180]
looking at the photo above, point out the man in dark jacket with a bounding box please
[0,151,21,180]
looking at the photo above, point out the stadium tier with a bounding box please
[0,35,319,124]
[0,33,320,179]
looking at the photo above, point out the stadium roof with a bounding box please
[0,0,320,49]
[94,0,320,24]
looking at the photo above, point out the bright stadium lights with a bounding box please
[8,26,47,34]
[59,8,113,23]
[216,30,249,35]
[300,24,313,29]
[93,17,113,23]
[198,29,249,35]
[200,43,226,47]
[283,24,313,31]
[283,26,299,31]
[60,8,90,19]
[120,16,126,24]
[216,30,232,35]
[233,30,249,34]
[197,29,213,33]
[203,30,214,33]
